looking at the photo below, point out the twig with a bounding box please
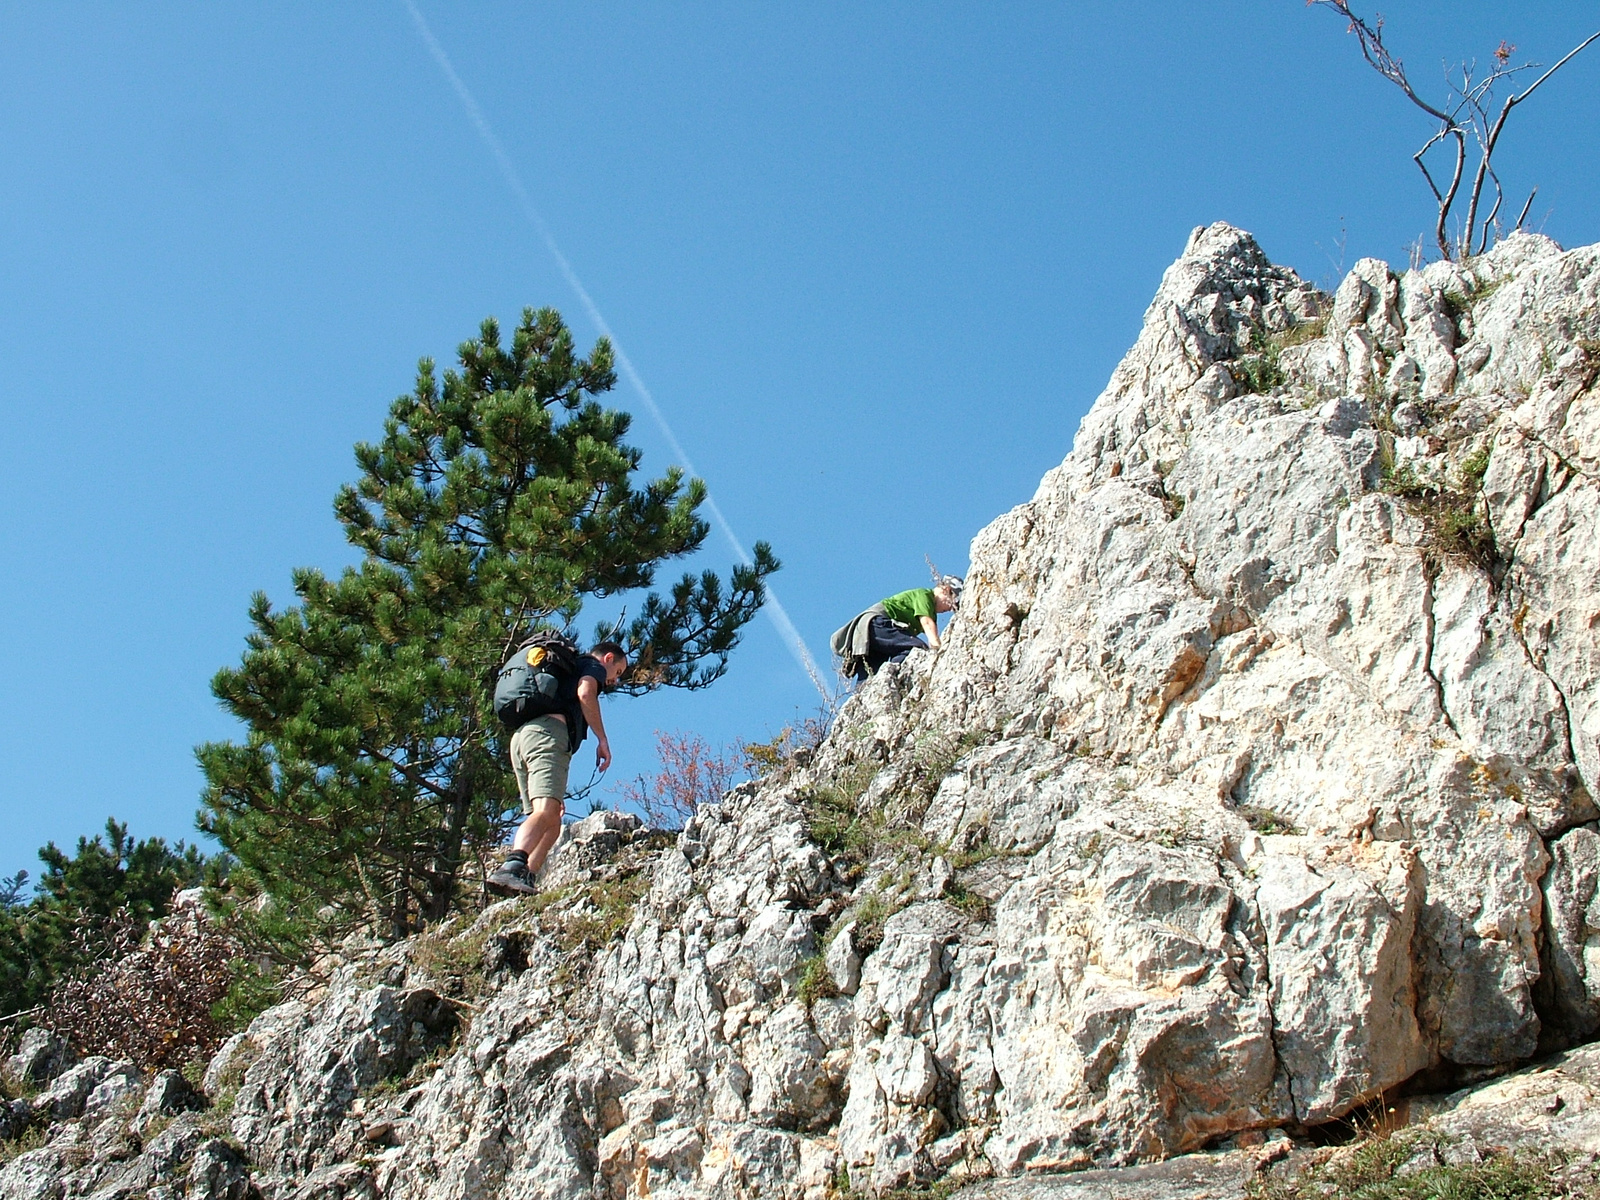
[0,1005,43,1026]
[1514,187,1538,232]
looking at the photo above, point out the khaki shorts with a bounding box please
[510,716,572,813]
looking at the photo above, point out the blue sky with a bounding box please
[3,2,1597,883]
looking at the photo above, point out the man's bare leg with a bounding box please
[515,794,565,874]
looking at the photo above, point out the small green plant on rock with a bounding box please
[0,1123,45,1165]
[1380,451,1498,573]
[555,873,652,959]
[1278,316,1328,349]
[831,1171,960,1200]
[945,881,992,922]
[1238,805,1301,836]
[893,730,986,823]
[802,758,882,879]
[410,903,527,1002]
[1231,341,1287,395]
[945,837,1000,872]
[796,955,838,1008]
[1249,1128,1580,1200]
[847,890,899,958]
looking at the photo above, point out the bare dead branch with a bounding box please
[1512,30,1600,107]
[1475,184,1504,256]
[1515,187,1539,232]
[1312,1,1599,260]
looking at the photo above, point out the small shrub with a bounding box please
[620,730,746,831]
[1152,814,1201,848]
[46,902,245,1072]
[895,730,986,822]
[796,955,838,1007]
[1458,446,1491,487]
[836,1176,960,1200]
[410,905,526,1001]
[848,890,899,957]
[804,730,983,878]
[946,839,999,871]
[801,759,880,875]
[1231,341,1287,394]
[199,1035,261,1129]
[555,873,651,958]
[0,1124,46,1165]
[1238,806,1301,836]
[946,882,992,922]
[1381,462,1431,499]
[1278,317,1328,348]
[1381,457,1497,573]
[745,712,832,778]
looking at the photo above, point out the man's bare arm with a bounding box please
[920,614,941,649]
[576,676,612,772]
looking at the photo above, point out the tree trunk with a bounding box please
[427,759,474,923]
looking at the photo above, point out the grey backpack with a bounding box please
[493,634,581,730]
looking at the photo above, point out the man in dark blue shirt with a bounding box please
[488,641,628,895]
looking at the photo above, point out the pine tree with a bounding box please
[198,308,776,948]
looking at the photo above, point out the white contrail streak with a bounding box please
[402,0,832,701]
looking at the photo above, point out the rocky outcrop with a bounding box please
[7,224,1600,1199]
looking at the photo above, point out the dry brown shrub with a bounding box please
[47,900,241,1071]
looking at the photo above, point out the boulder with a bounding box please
[4,1030,71,1088]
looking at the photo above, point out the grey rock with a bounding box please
[129,1071,200,1138]
[4,1030,71,1088]
[139,1114,207,1180]
[33,1058,113,1121]
[0,1098,32,1142]
[824,920,862,996]
[187,1140,250,1200]
[1254,841,1429,1122]
[82,1065,142,1122]
[1540,826,1600,1047]
[0,1148,68,1200]
[289,1164,377,1200]
[201,1034,249,1100]
[953,1150,1255,1199]
[39,224,1600,1197]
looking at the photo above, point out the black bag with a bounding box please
[493,633,582,731]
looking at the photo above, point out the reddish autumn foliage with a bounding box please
[621,730,746,831]
[46,898,244,1071]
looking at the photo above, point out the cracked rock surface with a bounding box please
[8,224,1600,1199]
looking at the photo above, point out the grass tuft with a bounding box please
[1251,1130,1583,1200]
[796,955,839,1008]
[1231,342,1287,395]
[1380,453,1498,573]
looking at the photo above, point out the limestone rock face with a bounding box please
[12,224,1600,1200]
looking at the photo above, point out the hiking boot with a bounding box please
[486,859,539,897]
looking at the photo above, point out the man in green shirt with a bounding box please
[831,576,963,679]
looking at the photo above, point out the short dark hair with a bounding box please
[590,640,627,662]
